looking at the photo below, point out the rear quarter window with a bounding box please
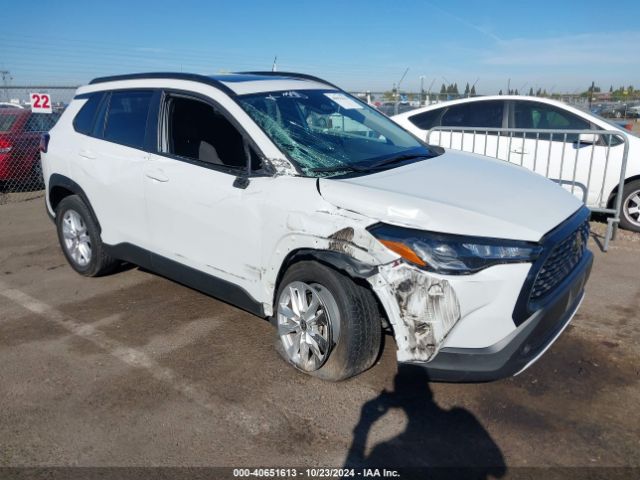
[73,93,104,135]
[408,108,444,130]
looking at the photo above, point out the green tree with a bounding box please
[464,82,470,95]
[470,85,476,96]
[498,89,503,95]
[440,83,446,94]
[529,87,534,96]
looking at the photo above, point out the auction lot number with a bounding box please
[30,93,53,113]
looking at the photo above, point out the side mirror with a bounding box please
[577,133,599,144]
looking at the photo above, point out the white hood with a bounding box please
[319,150,583,242]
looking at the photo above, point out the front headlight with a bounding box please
[369,224,542,274]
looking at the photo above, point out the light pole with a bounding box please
[420,76,425,106]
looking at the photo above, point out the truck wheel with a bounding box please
[55,195,118,276]
[273,261,382,381]
[619,180,640,233]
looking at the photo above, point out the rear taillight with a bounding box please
[40,133,50,153]
[0,137,11,154]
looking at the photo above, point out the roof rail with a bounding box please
[237,71,341,90]
[88,72,236,96]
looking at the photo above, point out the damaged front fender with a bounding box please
[368,261,461,362]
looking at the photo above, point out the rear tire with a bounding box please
[273,261,382,381]
[55,195,118,276]
[619,180,640,233]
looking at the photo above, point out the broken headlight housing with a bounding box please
[369,224,542,275]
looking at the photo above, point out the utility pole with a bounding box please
[420,76,425,106]
[394,67,409,115]
[588,80,595,111]
[507,78,511,95]
[271,56,278,72]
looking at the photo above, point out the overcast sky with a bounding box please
[2,0,638,94]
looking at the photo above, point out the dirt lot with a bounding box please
[0,197,639,476]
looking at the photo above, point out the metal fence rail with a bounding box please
[426,127,629,251]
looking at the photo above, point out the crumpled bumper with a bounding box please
[401,249,593,382]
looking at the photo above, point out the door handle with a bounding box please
[145,168,169,183]
[511,148,529,155]
[78,149,96,159]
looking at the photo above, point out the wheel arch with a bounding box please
[272,248,385,318]
[48,174,102,232]
[607,174,640,209]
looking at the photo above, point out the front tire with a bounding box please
[55,195,118,276]
[273,261,382,381]
[619,180,640,232]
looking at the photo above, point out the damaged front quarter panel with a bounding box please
[369,261,461,362]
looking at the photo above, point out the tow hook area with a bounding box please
[369,261,461,362]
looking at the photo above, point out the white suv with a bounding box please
[42,72,593,381]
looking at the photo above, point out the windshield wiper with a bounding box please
[366,153,432,170]
[309,152,433,175]
[309,164,370,174]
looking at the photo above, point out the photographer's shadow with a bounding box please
[344,364,506,479]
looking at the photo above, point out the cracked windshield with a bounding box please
[237,89,437,176]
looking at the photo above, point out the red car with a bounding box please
[0,108,60,189]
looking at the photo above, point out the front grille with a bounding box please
[530,220,590,301]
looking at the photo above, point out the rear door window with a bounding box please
[441,101,504,129]
[104,90,153,149]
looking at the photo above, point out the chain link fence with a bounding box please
[0,86,77,204]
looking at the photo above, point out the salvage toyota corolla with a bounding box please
[41,71,593,381]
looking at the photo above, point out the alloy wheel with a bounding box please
[62,209,92,267]
[623,189,640,228]
[277,281,338,371]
